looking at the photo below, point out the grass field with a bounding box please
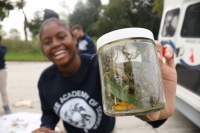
[2,39,48,61]
[5,52,47,61]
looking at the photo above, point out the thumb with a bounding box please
[146,111,160,121]
[52,131,63,133]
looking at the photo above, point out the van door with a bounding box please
[175,1,200,95]
[177,1,200,68]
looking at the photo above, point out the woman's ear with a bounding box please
[40,43,45,54]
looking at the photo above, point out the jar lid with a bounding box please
[96,28,154,51]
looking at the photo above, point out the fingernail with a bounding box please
[157,52,161,58]
[165,51,171,55]
[146,114,153,121]
[162,47,167,56]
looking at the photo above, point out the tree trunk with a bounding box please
[22,9,28,41]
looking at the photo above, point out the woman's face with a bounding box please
[72,29,81,40]
[40,22,77,66]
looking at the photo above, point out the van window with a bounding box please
[162,9,180,37]
[176,64,200,96]
[181,3,200,37]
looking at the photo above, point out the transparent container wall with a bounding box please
[98,38,165,116]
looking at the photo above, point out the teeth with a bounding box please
[54,50,66,56]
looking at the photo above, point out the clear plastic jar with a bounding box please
[97,28,166,116]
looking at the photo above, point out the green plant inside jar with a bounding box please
[99,42,164,113]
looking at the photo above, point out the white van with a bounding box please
[158,0,200,128]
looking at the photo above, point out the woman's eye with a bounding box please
[43,40,51,45]
[59,36,66,40]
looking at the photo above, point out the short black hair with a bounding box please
[71,24,83,31]
[43,9,59,21]
[39,18,71,39]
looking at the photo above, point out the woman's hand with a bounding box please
[140,40,177,121]
[32,126,63,133]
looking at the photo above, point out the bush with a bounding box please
[2,39,47,61]
[2,39,41,53]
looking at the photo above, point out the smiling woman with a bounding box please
[39,18,79,73]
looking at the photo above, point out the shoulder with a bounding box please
[0,45,7,54]
[39,64,57,81]
[84,33,93,42]
[80,54,99,67]
[0,44,7,49]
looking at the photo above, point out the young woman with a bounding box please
[32,18,177,133]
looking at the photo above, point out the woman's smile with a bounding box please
[53,49,68,60]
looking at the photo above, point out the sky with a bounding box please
[1,0,109,40]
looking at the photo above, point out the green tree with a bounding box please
[152,0,164,17]
[58,0,71,23]
[16,0,28,41]
[68,0,102,35]
[89,0,132,37]
[28,10,43,38]
[128,0,161,39]
[0,25,7,38]
[9,28,21,40]
[0,0,14,21]
[88,0,101,8]
[68,0,161,39]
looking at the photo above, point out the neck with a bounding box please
[57,54,81,76]
[80,32,84,38]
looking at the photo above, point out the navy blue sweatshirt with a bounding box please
[38,54,166,133]
[78,33,96,55]
[0,44,7,69]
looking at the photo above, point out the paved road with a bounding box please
[0,62,199,133]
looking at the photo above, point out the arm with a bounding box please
[40,90,60,129]
[32,126,63,133]
[32,81,60,132]
[139,41,177,127]
[0,45,7,58]
[86,36,96,54]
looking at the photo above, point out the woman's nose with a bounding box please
[52,38,60,48]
